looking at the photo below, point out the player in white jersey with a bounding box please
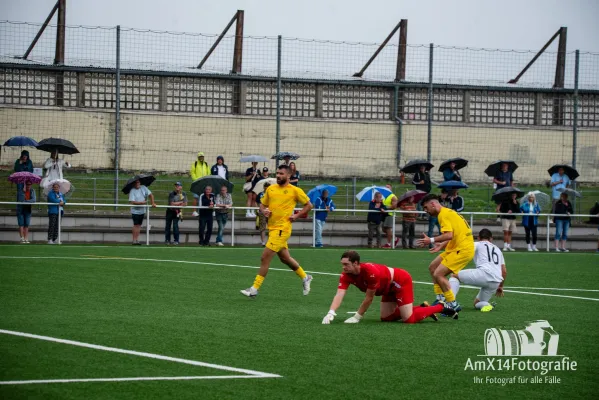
[448,228,507,312]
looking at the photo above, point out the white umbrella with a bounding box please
[252,178,277,194]
[43,178,74,199]
[519,190,551,210]
[240,155,269,163]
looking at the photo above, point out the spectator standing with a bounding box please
[367,192,387,248]
[554,192,573,252]
[281,155,292,166]
[289,162,300,186]
[314,189,336,248]
[47,182,65,245]
[16,180,36,243]
[442,162,462,182]
[214,185,233,246]
[14,150,33,173]
[257,182,271,246]
[210,156,230,181]
[399,196,417,249]
[42,150,71,188]
[190,152,210,181]
[448,190,464,212]
[499,193,520,251]
[550,167,571,221]
[494,163,515,219]
[261,167,270,179]
[412,165,431,219]
[165,182,187,245]
[128,179,157,245]
[520,192,540,252]
[382,189,399,248]
[244,162,261,218]
[198,186,215,246]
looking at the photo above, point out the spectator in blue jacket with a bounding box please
[16,180,36,243]
[47,183,65,244]
[520,192,540,252]
[442,162,462,182]
[314,189,336,248]
[211,156,230,181]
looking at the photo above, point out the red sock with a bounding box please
[381,306,403,322]
[404,304,443,324]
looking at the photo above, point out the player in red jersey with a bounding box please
[322,250,458,324]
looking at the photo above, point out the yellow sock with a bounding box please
[434,284,443,295]
[295,266,307,280]
[444,289,456,302]
[252,275,265,290]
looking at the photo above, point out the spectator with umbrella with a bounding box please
[14,150,34,173]
[403,161,433,219]
[398,190,427,249]
[196,186,215,246]
[440,158,467,182]
[123,175,157,245]
[210,155,230,181]
[448,190,465,213]
[214,185,233,246]
[549,165,576,221]
[520,192,541,252]
[382,187,399,248]
[487,161,518,221]
[272,151,300,166]
[243,162,262,218]
[9,172,41,243]
[37,138,78,189]
[5,137,37,185]
[367,192,387,248]
[554,192,574,252]
[492,187,523,251]
[289,162,300,187]
[47,182,66,245]
[309,185,337,248]
[165,182,187,245]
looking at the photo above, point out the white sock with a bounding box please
[449,277,460,298]
[503,243,508,248]
[507,243,512,248]
[475,301,490,309]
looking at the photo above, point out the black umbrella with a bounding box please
[36,138,80,155]
[271,151,300,161]
[484,160,518,177]
[438,157,468,172]
[491,186,524,203]
[400,159,434,174]
[547,164,579,181]
[122,174,156,194]
[190,176,233,196]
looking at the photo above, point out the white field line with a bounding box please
[0,375,273,385]
[1,256,598,302]
[0,329,281,380]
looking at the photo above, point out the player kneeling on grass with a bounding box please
[322,250,458,325]
[449,229,507,312]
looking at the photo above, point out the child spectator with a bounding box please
[47,182,65,244]
[367,192,387,248]
[314,189,336,248]
[399,196,417,249]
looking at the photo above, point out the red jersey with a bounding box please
[338,263,392,296]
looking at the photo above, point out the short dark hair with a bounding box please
[277,165,290,172]
[341,250,360,263]
[478,228,493,240]
[421,193,439,205]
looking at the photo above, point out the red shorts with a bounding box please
[381,268,414,305]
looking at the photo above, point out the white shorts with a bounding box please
[501,219,517,232]
[458,269,501,303]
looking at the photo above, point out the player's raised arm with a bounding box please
[322,288,347,324]
[345,288,376,323]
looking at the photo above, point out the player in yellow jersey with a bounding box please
[241,165,313,298]
[416,193,475,311]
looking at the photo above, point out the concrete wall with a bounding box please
[1,106,597,183]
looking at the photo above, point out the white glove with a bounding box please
[192,211,199,217]
[344,313,363,324]
[322,310,337,325]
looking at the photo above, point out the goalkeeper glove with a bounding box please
[344,313,363,324]
[322,310,337,325]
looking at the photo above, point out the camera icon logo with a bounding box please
[484,320,559,356]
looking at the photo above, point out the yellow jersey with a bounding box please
[262,183,310,233]
[438,207,474,253]
[382,193,397,215]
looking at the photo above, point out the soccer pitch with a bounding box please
[1,245,598,400]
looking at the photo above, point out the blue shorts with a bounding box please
[17,211,31,227]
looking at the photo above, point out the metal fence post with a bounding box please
[572,49,579,215]
[146,205,150,246]
[114,25,121,211]
[231,210,235,247]
[57,208,62,245]
[275,35,282,168]
[352,177,357,216]
[93,178,97,211]
[427,43,434,163]
[546,216,550,252]
[470,213,474,233]
[312,213,316,248]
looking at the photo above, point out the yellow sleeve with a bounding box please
[261,187,270,207]
[190,164,198,181]
[295,187,310,205]
[440,210,453,233]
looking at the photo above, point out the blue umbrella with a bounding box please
[356,186,393,202]
[437,180,469,190]
[3,136,39,147]
[307,184,337,203]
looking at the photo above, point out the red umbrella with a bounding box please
[398,190,428,205]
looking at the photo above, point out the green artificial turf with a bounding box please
[0,245,598,399]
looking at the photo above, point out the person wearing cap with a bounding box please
[261,167,270,179]
[165,182,187,245]
[244,162,261,218]
[211,156,230,181]
[190,152,210,181]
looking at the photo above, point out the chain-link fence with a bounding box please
[1,20,598,215]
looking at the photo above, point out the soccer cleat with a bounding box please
[440,302,459,319]
[420,301,439,322]
[480,305,494,312]
[446,300,462,312]
[302,275,313,296]
[240,287,258,298]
